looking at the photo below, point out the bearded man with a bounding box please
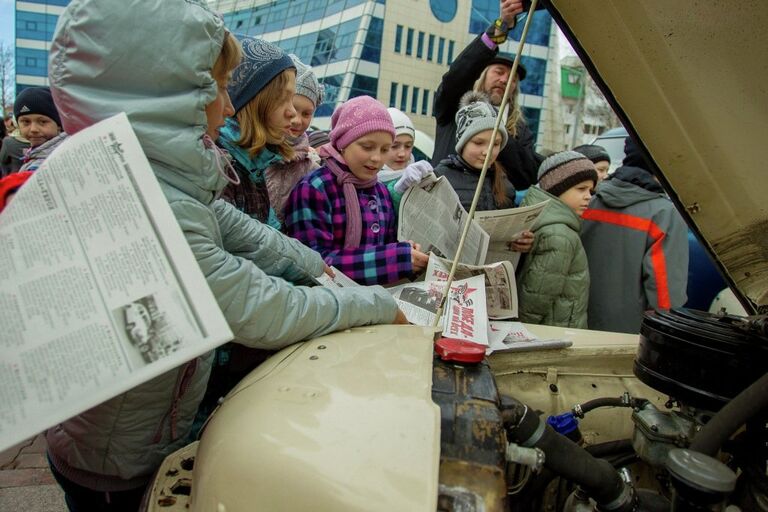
[431,0,543,190]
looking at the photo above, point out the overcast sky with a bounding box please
[1,0,13,50]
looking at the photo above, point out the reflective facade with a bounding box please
[14,0,69,92]
[14,0,561,148]
[211,0,559,146]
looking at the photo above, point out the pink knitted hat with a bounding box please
[330,96,396,150]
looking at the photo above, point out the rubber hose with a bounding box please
[690,371,768,456]
[503,399,632,510]
[585,439,634,458]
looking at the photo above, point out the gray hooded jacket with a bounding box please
[46,0,398,491]
[581,168,688,334]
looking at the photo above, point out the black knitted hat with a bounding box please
[13,87,61,127]
[573,144,610,164]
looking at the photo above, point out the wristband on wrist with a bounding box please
[486,18,509,44]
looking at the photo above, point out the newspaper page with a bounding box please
[388,274,489,345]
[475,199,550,266]
[485,321,573,354]
[398,175,489,266]
[425,254,518,319]
[313,266,360,288]
[0,113,233,452]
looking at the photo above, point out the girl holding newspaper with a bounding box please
[433,91,534,253]
[284,96,430,285]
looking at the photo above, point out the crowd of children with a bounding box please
[0,0,690,508]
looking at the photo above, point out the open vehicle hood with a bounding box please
[549,0,768,313]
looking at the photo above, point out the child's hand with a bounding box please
[411,248,430,272]
[393,308,410,324]
[508,230,534,253]
[323,265,335,277]
[394,161,434,194]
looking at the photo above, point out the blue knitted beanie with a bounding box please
[228,38,295,113]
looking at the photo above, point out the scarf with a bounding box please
[317,144,378,249]
[218,117,284,184]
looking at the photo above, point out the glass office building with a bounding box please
[211,0,559,146]
[15,0,562,148]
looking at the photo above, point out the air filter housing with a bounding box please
[635,308,768,411]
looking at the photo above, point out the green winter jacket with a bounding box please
[516,186,589,328]
[45,0,399,491]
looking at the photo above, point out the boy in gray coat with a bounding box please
[581,137,688,334]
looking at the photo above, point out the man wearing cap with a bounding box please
[431,0,543,191]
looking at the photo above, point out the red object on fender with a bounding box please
[434,337,486,364]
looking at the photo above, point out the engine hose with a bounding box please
[501,397,635,511]
[585,439,634,458]
[690,371,768,457]
[574,396,649,418]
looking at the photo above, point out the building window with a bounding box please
[361,17,384,63]
[411,87,420,114]
[394,24,403,53]
[416,31,425,59]
[26,57,37,67]
[390,82,398,108]
[26,21,37,31]
[422,89,430,116]
[427,34,435,61]
[405,28,414,56]
[400,85,409,112]
[518,56,547,96]
[447,40,455,65]
[522,107,541,141]
[468,0,496,34]
[430,0,457,22]
[351,75,379,99]
[437,37,445,64]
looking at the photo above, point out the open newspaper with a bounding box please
[476,200,549,266]
[398,175,489,265]
[398,175,548,268]
[0,114,232,452]
[387,274,489,345]
[425,254,518,319]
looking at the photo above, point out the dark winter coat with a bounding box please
[581,166,688,333]
[433,155,515,212]
[0,134,30,176]
[431,33,543,190]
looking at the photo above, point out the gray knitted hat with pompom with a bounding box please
[454,91,508,154]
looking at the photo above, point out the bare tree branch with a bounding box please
[0,42,15,116]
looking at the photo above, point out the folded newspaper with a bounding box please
[425,253,518,319]
[398,174,548,268]
[0,114,233,452]
[487,321,573,354]
[388,274,489,345]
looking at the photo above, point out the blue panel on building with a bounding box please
[22,0,69,5]
[16,47,49,77]
[16,11,60,40]
[469,0,552,47]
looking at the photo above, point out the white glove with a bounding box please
[394,160,434,194]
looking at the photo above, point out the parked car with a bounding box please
[590,126,628,174]
[142,3,767,511]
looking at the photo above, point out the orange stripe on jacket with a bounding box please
[582,209,671,309]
